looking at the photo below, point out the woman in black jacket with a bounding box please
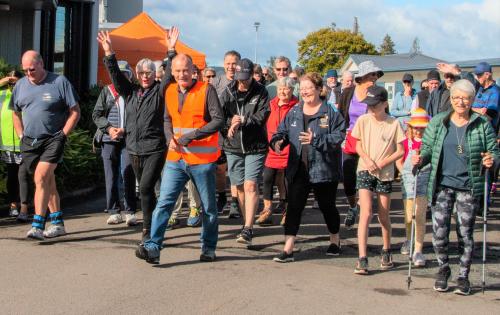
[97,28,178,242]
[270,72,345,262]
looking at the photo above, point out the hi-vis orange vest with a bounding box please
[165,82,220,165]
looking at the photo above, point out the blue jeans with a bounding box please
[145,160,218,256]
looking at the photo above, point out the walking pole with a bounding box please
[407,164,419,290]
[482,164,488,294]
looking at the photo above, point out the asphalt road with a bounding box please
[1,182,499,314]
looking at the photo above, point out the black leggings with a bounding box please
[342,153,359,198]
[6,163,30,205]
[284,163,340,236]
[262,166,286,201]
[130,151,165,231]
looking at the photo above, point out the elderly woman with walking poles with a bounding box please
[412,79,499,295]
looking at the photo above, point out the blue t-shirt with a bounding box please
[9,72,79,138]
[472,83,500,128]
[439,122,470,190]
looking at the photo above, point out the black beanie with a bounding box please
[427,70,441,81]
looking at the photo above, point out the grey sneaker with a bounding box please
[236,227,252,245]
[380,249,394,270]
[454,277,471,296]
[27,227,44,240]
[354,257,369,275]
[16,212,29,223]
[400,240,411,255]
[43,225,66,238]
[200,251,216,262]
[434,266,451,292]
[412,252,426,267]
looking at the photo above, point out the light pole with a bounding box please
[254,22,260,64]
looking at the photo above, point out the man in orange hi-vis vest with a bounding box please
[136,54,224,264]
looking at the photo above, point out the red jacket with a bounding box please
[265,96,299,169]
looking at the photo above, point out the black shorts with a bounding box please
[21,132,66,173]
[356,170,393,194]
[216,149,227,165]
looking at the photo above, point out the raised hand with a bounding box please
[97,31,113,56]
[166,26,180,51]
[436,63,460,76]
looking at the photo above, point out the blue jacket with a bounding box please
[390,90,416,126]
[270,101,345,184]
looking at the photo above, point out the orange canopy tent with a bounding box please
[97,12,206,85]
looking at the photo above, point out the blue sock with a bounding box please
[49,211,64,226]
[32,214,46,230]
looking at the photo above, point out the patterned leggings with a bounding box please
[432,187,479,278]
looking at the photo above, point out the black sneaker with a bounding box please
[454,277,471,296]
[274,200,287,213]
[200,251,216,262]
[433,266,451,292]
[236,227,252,245]
[354,257,369,275]
[273,251,294,263]
[228,202,241,219]
[344,206,358,230]
[326,243,341,256]
[380,249,394,270]
[135,244,159,264]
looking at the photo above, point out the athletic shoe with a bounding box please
[9,207,19,217]
[380,249,394,270]
[344,206,358,230]
[255,208,273,226]
[16,212,29,223]
[312,200,319,209]
[228,201,241,219]
[454,277,471,296]
[217,193,227,214]
[354,257,369,275]
[400,240,411,255]
[273,251,294,263]
[125,213,138,226]
[187,207,201,227]
[280,211,286,226]
[433,266,451,292]
[236,227,252,245]
[135,244,159,264]
[43,225,66,238]
[26,227,44,240]
[412,252,426,267]
[200,251,216,262]
[274,200,287,213]
[326,243,341,256]
[106,213,123,225]
[166,217,180,230]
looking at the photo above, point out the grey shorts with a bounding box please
[225,151,266,186]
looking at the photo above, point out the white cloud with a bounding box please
[144,0,500,67]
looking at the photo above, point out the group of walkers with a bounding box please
[1,26,499,296]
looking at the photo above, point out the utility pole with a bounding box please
[254,22,260,63]
[353,17,359,34]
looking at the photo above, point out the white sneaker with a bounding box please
[412,252,426,267]
[107,213,123,225]
[125,213,138,226]
[27,227,44,240]
[9,208,19,217]
[43,225,66,238]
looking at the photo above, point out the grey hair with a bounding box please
[276,77,296,89]
[450,79,476,99]
[136,58,156,74]
[203,67,216,76]
[274,56,291,68]
[342,71,353,79]
[153,60,164,74]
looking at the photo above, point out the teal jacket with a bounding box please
[420,111,499,201]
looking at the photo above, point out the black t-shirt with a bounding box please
[301,113,314,168]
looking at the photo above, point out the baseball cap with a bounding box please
[426,70,441,82]
[402,73,414,83]
[474,62,492,75]
[362,85,388,106]
[234,58,254,81]
[117,60,133,77]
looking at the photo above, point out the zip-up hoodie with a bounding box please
[265,96,298,169]
[219,79,270,154]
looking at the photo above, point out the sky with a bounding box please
[144,0,500,67]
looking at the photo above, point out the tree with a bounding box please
[297,28,378,74]
[379,34,396,55]
[410,37,421,54]
[266,56,277,69]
